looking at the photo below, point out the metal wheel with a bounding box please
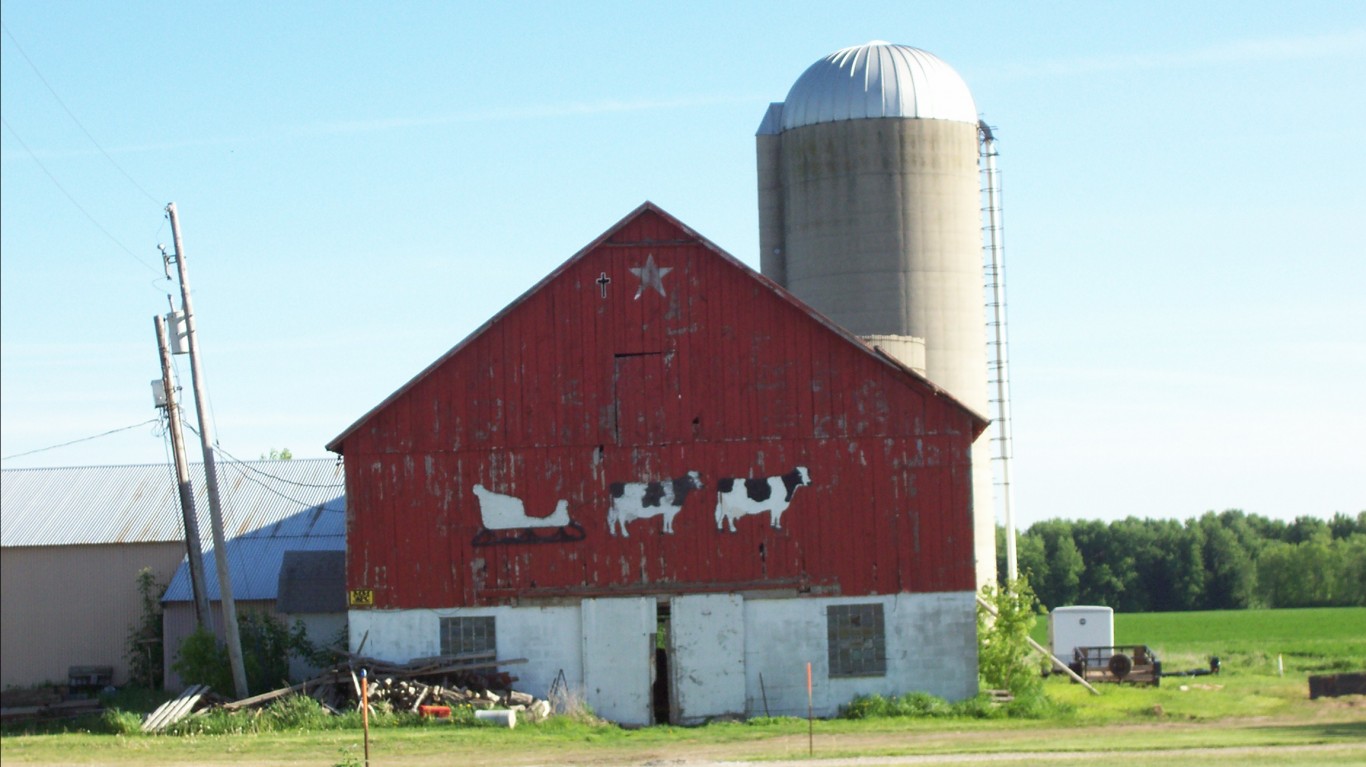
[1108,653,1133,679]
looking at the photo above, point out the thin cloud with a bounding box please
[2,93,753,161]
[311,93,754,135]
[1000,28,1366,79]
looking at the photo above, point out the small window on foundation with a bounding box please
[827,603,886,677]
[439,616,496,657]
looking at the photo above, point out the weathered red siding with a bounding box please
[333,204,985,609]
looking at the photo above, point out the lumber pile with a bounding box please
[0,687,102,723]
[219,652,552,722]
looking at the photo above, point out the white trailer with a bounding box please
[1049,605,1114,666]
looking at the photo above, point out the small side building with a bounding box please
[0,459,344,690]
[1,465,188,688]
[328,203,987,724]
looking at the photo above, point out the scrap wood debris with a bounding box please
[141,652,551,732]
[0,687,105,723]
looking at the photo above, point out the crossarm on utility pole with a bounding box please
[976,594,1101,696]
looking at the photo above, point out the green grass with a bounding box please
[3,712,1363,765]
[1032,606,1366,674]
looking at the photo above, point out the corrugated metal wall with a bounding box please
[337,205,981,610]
[1,542,184,688]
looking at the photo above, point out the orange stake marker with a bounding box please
[361,668,371,767]
[806,662,813,756]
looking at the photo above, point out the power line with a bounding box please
[223,450,347,489]
[217,452,345,509]
[181,423,345,491]
[1,117,162,275]
[2,21,163,206]
[1,419,161,461]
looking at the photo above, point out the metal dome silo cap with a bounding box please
[779,41,977,130]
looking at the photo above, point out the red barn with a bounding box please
[328,203,986,724]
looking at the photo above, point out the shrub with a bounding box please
[977,575,1045,698]
[841,692,953,719]
[172,628,233,695]
[171,611,325,696]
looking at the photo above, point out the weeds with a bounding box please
[99,709,144,736]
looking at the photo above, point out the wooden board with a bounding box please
[141,684,208,732]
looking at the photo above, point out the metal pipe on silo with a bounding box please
[980,121,1017,583]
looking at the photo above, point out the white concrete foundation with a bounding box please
[350,589,977,724]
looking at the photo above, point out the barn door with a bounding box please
[670,593,746,724]
[581,597,656,725]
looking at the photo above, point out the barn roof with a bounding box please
[0,458,344,548]
[327,201,986,453]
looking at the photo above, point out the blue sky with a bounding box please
[2,1,1362,527]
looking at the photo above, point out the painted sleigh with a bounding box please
[470,484,586,546]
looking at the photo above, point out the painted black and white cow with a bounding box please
[607,471,704,537]
[714,466,812,532]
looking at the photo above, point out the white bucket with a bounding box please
[475,709,517,728]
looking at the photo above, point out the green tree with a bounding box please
[1028,521,1083,609]
[1071,519,1132,608]
[125,568,165,688]
[1198,513,1255,609]
[1287,515,1329,544]
[1340,534,1366,605]
[1328,511,1366,540]
[977,576,1044,698]
[1016,531,1048,596]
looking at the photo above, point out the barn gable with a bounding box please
[330,202,985,610]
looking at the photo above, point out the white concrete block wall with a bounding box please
[349,609,438,663]
[350,589,977,723]
[348,604,582,702]
[884,592,979,703]
[743,595,828,717]
[496,605,582,700]
[744,592,978,718]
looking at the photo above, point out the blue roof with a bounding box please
[162,499,345,603]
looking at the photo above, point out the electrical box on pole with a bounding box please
[165,311,190,355]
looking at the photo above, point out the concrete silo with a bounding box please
[757,41,997,589]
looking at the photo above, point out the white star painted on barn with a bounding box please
[629,254,672,299]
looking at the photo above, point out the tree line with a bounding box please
[1000,510,1366,612]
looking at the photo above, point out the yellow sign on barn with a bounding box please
[348,588,374,607]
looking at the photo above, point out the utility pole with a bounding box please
[164,202,249,699]
[154,313,212,628]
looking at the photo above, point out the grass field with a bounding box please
[3,607,1363,766]
[1031,606,1366,675]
